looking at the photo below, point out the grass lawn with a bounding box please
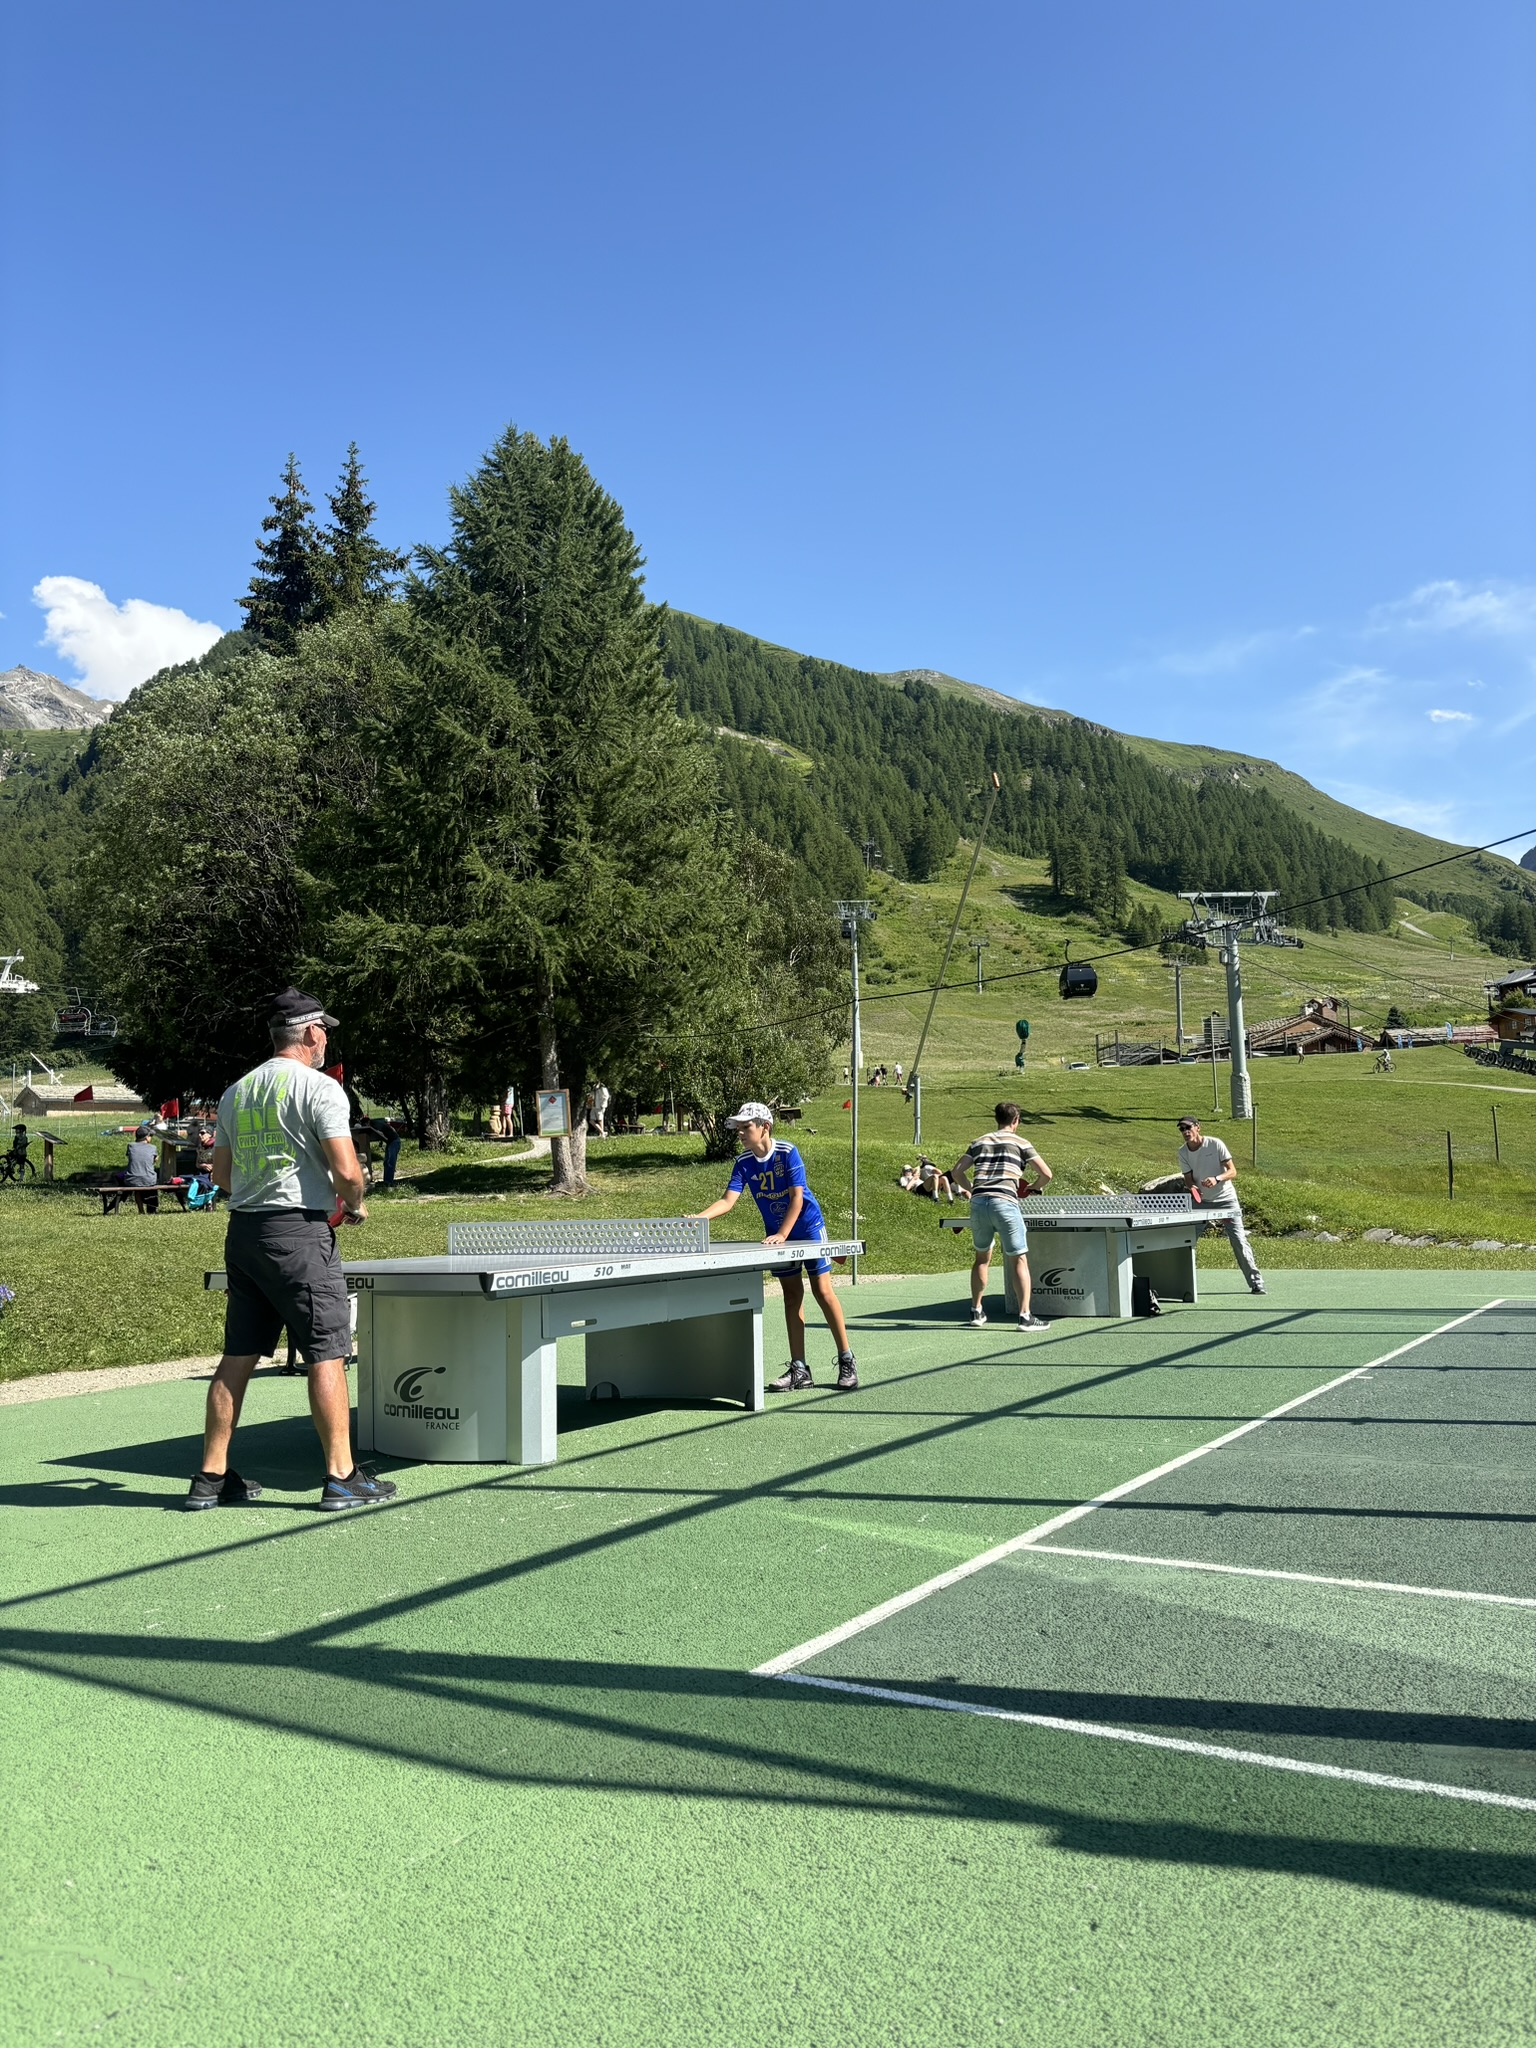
[2,1048,1535,1383]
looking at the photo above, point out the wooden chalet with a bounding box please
[1485,968,1536,1044]
[1247,997,1364,1056]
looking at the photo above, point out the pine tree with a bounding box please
[324,443,408,610]
[411,426,750,1190]
[238,455,330,649]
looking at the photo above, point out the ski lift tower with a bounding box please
[1176,892,1302,1120]
[0,955,41,996]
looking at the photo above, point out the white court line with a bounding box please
[777,1670,1536,1815]
[1025,1544,1536,1610]
[753,1298,1504,1677]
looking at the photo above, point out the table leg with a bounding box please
[354,1289,376,1453]
[508,1299,558,1465]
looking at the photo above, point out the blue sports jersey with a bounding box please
[727,1142,827,1239]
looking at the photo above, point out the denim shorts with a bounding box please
[969,1194,1028,1257]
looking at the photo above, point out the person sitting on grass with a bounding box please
[898,1158,956,1203]
[688,1100,859,1392]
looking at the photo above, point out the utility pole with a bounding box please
[971,939,988,993]
[1167,961,1186,1048]
[861,839,882,874]
[837,900,874,1283]
[1178,892,1301,1121]
[1220,929,1253,1120]
[908,771,1002,1146]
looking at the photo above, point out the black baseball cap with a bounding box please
[1176,1116,1198,1130]
[268,986,339,1030]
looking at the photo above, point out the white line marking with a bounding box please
[753,1300,1503,1676]
[777,1670,1536,1814]
[1024,1544,1536,1610]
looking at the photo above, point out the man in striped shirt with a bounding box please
[950,1102,1053,1331]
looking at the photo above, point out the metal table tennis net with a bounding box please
[1025,1193,1196,1217]
[447,1217,712,1261]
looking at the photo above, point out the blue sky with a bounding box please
[4,2,1532,850]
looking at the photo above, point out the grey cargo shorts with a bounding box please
[223,1209,352,1364]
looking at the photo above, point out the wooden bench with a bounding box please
[97,1182,193,1216]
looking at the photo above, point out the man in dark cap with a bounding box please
[186,988,399,1511]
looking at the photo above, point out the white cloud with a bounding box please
[33,576,224,700]
[1136,625,1315,679]
[1427,708,1474,723]
[1369,579,1536,640]
[1326,783,1467,838]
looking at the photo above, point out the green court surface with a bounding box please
[4,1272,1535,2045]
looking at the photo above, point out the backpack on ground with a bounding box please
[1131,1275,1161,1317]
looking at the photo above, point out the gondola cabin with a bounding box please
[1059,961,1098,999]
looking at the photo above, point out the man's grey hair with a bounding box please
[270,1019,308,1050]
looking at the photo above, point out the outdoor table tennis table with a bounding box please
[943,1193,1202,1317]
[206,1220,861,1466]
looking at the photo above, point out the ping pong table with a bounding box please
[943,1192,1202,1317]
[206,1219,861,1465]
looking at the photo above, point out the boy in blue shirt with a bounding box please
[690,1100,859,1392]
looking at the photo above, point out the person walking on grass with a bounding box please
[1176,1115,1265,1296]
[950,1102,1053,1331]
[688,1100,859,1392]
[186,987,399,1513]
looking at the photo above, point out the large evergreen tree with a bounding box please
[238,455,331,649]
[324,443,408,610]
[410,427,752,1192]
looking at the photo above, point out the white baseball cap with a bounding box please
[725,1100,774,1128]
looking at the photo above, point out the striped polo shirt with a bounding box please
[963,1129,1038,1198]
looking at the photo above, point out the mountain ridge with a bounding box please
[0,666,111,731]
[677,617,1519,906]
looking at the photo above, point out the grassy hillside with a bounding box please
[845,839,1510,1083]
[1102,732,1524,902]
[857,651,1532,913]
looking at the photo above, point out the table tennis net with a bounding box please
[1026,1193,1196,1216]
[447,1217,712,1260]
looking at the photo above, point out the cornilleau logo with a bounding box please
[383,1364,460,1426]
[1036,1266,1087,1298]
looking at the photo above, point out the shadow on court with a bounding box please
[3,1627,1534,1921]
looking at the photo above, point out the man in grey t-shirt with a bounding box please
[1176,1116,1264,1295]
[187,987,398,1513]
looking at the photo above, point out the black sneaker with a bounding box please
[184,1468,264,1511]
[318,1465,399,1511]
[834,1352,859,1391]
[1016,1312,1051,1332]
[767,1361,813,1392]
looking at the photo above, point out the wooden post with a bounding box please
[1492,1105,1501,1164]
[1446,1129,1454,1202]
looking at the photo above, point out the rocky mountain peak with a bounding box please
[0,666,111,730]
